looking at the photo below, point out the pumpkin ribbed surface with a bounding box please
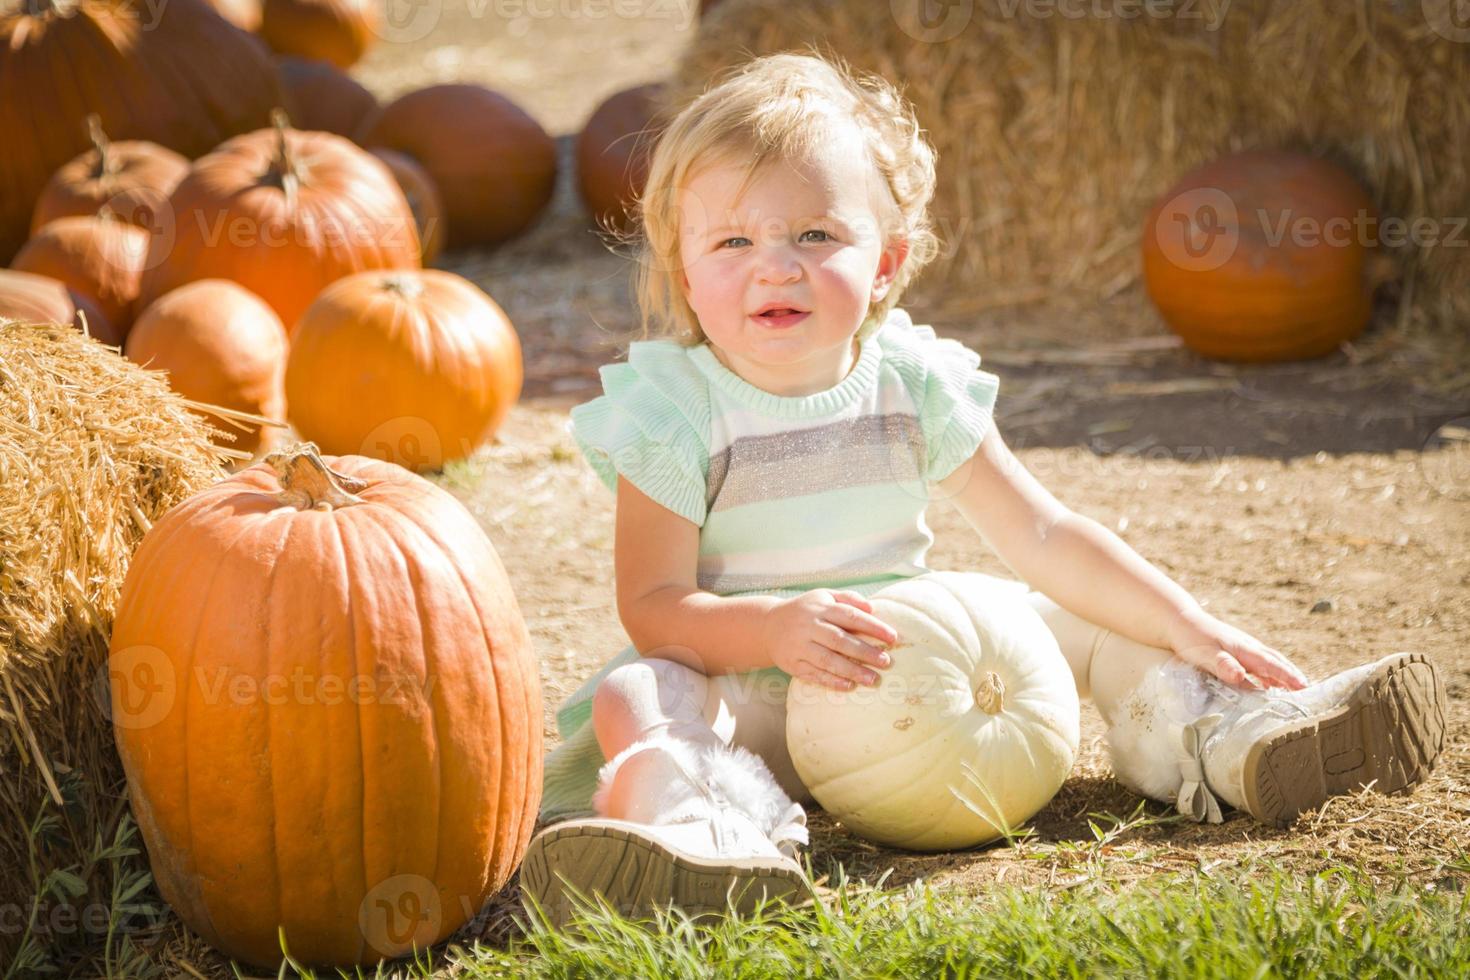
[109,448,542,967]
[137,117,421,331]
[125,280,287,454]
[786,572,1079,851]
[0,0,283,263]
[285,269,522,471]
[1142,150,1380,362]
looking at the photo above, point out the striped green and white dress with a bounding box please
[538,307,1006,825]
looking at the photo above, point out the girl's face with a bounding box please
[676,128,908,397]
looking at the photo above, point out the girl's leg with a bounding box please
[1020,589,1446,826]
[589,657,812,818]
[1022,591,1174,722]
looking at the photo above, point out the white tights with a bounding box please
[591,589,1176,815]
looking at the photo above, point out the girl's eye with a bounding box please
[719,230,830,248]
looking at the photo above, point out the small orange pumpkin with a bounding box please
[359,85,557,251]
[575,83,666,235]
[12,216,152,340]
[276,55,381,141]
[0,267,114,341]
[125,280,287,455]
[259,0,380,70]
[110,444,542,967]
[285,269,522,471]
[31,117,190,236]
[371,149,445,265]
[138,111,420,331]
[1142,150,1383,362]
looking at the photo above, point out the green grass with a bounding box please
[273,859,1470,980]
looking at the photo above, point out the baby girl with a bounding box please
[517,50,1447,928]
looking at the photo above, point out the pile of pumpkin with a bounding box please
[0,0,666,471]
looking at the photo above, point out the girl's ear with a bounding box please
[870,237,911,303]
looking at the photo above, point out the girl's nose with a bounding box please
[755,247,802,285]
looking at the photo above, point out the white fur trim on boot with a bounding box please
[592,735,810,859]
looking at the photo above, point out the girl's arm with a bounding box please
[934,425,1307,690]
[612,476,895,688]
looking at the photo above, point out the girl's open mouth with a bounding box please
[751,309,810,329]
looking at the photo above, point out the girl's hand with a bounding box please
[765,589,899,691]
[1166,610,1311,692]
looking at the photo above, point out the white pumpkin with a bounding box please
[785,571,1080,851]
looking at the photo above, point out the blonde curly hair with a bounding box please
[617,47,940,347]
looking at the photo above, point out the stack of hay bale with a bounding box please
[671,0,1469,387]
[0,319,233,970]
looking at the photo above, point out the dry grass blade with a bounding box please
[0,318,231,969]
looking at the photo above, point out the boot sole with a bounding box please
[518,819,815,929]
[1242,652,1447,827]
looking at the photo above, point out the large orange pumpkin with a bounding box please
[285,269,523,471]
[358,85,557,251]
[0,0,284,263]
[276,56,381,142]
[137,113,421,331]
[260,0,380,70]
[371,149,446,266]
[13,216,152,339]
[576,83,666,235]
[109,444,542,967]
[0,268,114,341]
[125,280,288,455]
[1142,150,1382,362]
[30,117,190,236]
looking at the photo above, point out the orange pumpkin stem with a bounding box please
[266,442,369,510]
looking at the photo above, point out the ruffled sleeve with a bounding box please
[880,312,1001,484]
[568,341,711,526]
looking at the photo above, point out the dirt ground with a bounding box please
[356,0,1468,944]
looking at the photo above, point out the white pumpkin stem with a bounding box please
[975,672,1006,715]
[267,442,369,511]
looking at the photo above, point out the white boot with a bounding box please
[520,735,814,928]
[1105,652,1446,827]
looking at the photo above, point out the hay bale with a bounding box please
[671,0,1470,390]
[0,319,233,970]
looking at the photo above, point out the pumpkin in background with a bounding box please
[285,269,522,472]
[30,117,189,236]
[1142,150,1383,362]
[138,112,420,331]
[13,216,152,340]
[125,281,287,455]
[276,56,381,141]
[0,268,115,342]
[109,443,542,967]
[786,572,1080,851]
[202,0,262,30]
[359,85,557,251]
[576,83,666,235]
[260,0,380,70]
[371,149,446,265]
[0,0,284,264]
